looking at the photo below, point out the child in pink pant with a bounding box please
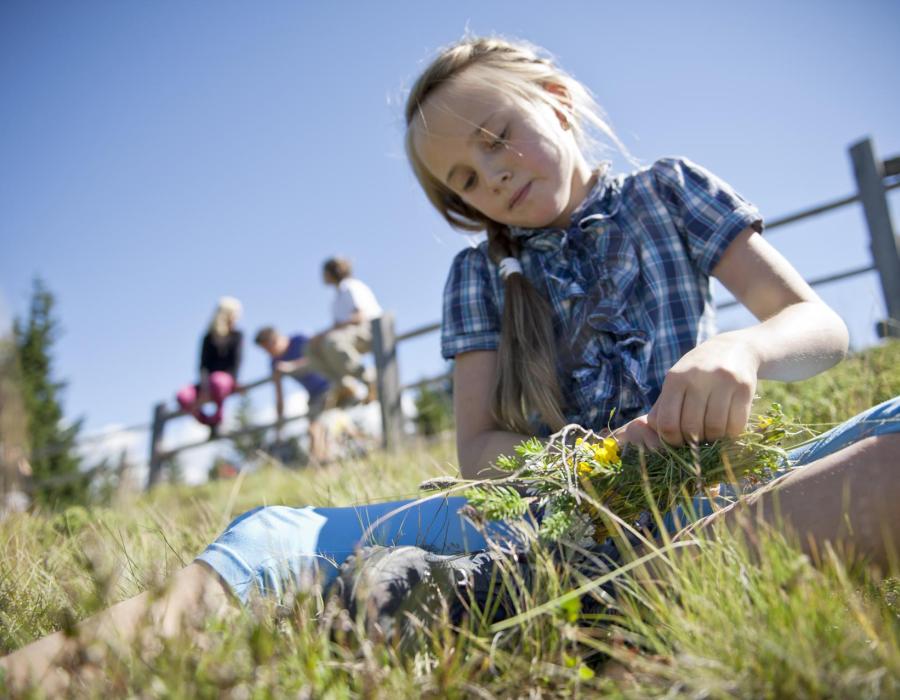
[176,297,243,429]
[176,371,237,426]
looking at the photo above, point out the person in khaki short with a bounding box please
[277,257,382,405]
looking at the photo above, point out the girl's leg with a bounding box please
[176,384,198,413]
[787,394,900,466]
[2,494,495,689]
[0,562,232,695]
[207,371,235,403]
[308,419,329,463]
[663,395,900,534]
[689,433,900,570]
[196,496,502,604]
[205,372,236,425]
[177,383,216,425]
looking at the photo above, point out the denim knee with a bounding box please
[197,505,330,603]
[788,395,900,466]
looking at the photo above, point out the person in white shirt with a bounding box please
[277,257,382,405]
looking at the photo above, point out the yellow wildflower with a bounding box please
[575,437,584,447]
[603,437,620,460]
[577,461,592,476]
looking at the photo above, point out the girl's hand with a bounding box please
[613,414,662,451]
[646,335,760,446]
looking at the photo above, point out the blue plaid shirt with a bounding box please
[441,157,763,433]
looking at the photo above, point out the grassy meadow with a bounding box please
[1,342,899,698]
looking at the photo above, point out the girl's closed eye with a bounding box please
[487,125,510,151]
[459,127,510,191]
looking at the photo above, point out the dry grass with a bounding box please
[1,343,898,698]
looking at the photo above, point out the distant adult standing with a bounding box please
[176,297,243,434]
[280,258,382,405]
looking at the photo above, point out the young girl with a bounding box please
[175,297,244,432]
[3,36,898,692]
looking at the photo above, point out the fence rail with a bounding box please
[146,135,899,489]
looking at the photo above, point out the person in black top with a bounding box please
[176,297,243,431]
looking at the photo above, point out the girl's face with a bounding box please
[411,71,594,230]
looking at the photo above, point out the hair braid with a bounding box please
[485,223,566,433]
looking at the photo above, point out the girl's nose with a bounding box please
[488,169,512,193]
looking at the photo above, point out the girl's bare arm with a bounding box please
[648,227,849,445]
[712,228,849,380]
[453,350,530,479]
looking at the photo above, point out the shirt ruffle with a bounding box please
[513,173,652,429]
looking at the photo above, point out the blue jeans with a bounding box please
[197,495,504,603]
[198,396,900,603]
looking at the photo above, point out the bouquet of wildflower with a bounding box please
[464,404,803,544]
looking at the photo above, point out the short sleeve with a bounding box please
[441,246,501,359]
[651,157,763,275]
[351,280,382,314]
[332,284,353,324]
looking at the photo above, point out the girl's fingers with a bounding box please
[649,381,687,446]
[679,386,710,445]
[638,417,663,450]
[726,389,753,438]
[641,425,663,451]
[614,416,662,451]
[703,387,733,441]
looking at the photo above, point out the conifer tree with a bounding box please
[0,333,29,497]
[231,394,266,464]
[14,279,87,507]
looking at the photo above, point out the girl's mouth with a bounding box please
[508,181,531,211]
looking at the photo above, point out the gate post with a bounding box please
[146,402,167,489]
[850,137,900,337]
[371,313,403,449]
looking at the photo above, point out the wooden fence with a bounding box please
[146,136,900,489]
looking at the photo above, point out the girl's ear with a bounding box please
[542,82,573,130]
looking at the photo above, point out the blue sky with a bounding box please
[2,1,899,478]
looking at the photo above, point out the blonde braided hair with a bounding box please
[405,36,626,433]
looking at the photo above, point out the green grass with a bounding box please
[1,342,899,698]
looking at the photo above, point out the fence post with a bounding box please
[371,313,403,449]
[146,402,167,489]
[849,137,900,337]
